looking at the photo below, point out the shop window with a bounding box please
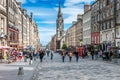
[116,28,119,35]
[10,31,13,41]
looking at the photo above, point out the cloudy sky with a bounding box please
[17,0,95,46]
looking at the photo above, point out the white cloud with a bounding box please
[54,6,83,24]
[16,0,27,4]
[38,27,55,32]
[36,21,56,24]
[38,27,56,45]
[64,0,95,6]
[62,6,84,24]
[24,7,56,16]
[55,0,95,24]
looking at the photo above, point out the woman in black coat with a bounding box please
[39,50,45,62]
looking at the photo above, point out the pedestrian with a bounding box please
[29,51,33,65]
[39,50,45,62]
[46,50,49,57]
[74,50,79,62]
[108,48,113,61]
[50,51,53,60]
[94,44,99,60]
[91,45,94,60]
[61,51,66,62]
[68,51,73,62]
[33,51,37,61]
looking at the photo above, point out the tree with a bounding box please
[62,43,67,50]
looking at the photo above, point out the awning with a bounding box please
[0,46,12,49]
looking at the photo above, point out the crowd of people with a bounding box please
[0,45,120,64]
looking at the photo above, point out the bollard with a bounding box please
[18,67,24,75]
[29,60,33,65]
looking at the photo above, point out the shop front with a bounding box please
[8,26,19,49]
[91,32,100,44]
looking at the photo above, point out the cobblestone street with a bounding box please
[32,54,120,80]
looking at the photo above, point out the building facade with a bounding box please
[17,2,22,49]
[99,0,115,48]
[0,0,40,50]
[66,15,83,48]
[0,0,7,46]
[91,1,100,44]
[56,4,64,49]
[66,22,76,47]
[115,0,120,47]
[76,15,83,46]
[83,5,91,45]
[7,0,19,48]
[51,35,56,51]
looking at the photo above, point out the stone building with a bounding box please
[0,0,40,50]
[0,0,7,46]
[22,9,27,48]
[99,0,115,47]
[26,15,30,47]
[83,5,91,45]
[7,0,19,48]
[115,0,120,47]
[51,34,56,51]
[66,15,83,48]
[91,1,100,45]
[56,4,64,49]
[76,15,83,46]
[66,22,76,47]
[33,23,40,50]
[17,2,22,49]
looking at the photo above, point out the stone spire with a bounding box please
[56,2,64,49]
[58,3,62,17]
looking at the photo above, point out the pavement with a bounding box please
[1,53,120,80]
[32,53,120,80]
[0,58,39,80]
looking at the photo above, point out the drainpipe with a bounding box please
[21,14,23,50]
[114,0,117,47]
[6,0,9,46]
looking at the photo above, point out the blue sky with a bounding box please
[17,0,95,46]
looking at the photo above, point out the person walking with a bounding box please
[74,50,79,62]
[68,51,73,62]
[39,50,45,62]
[29,51,33,65]
[94,44,99,60]
[50,51,53,60]
[46,50,50,57]
[61,51,66,62]
[91,45,94,60]
[108,48,113,61]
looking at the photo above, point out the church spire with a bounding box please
[58,3,62,17]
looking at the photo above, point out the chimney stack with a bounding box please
[84,4,90,13]
[77,14,82,21]
[23,9,27,15]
